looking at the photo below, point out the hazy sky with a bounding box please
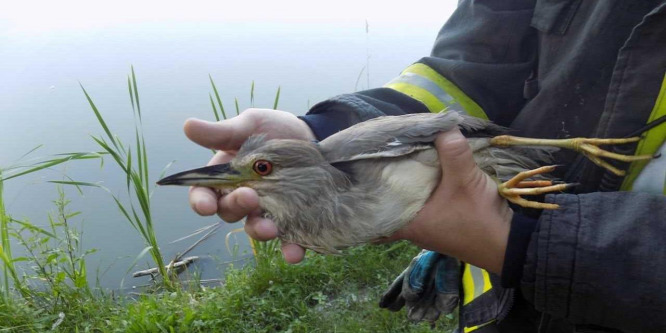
[2,0,457,32]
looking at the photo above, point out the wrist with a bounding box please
[485,204,512,274]
[402,198,512,275]
[298,119,316,142]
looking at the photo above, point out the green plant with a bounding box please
[1,150,103,301]
[10,187,95,306]
[0,171,21,299]
[77,67,174,289]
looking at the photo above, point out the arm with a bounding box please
[520,192,666,332]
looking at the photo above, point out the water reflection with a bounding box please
[0,20,441,288]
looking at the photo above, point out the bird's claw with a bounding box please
[567,137,652,176]
[498,165,577,210]
[490,135,653,176]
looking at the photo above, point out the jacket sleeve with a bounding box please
[521,192,666,333]
[301,0,537,140]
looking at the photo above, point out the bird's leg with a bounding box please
[498,165,576,210]
[489,136,653,176]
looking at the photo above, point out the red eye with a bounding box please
[253,160,273,176]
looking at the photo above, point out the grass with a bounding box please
[0,69,458,332]
[1,241,452,332]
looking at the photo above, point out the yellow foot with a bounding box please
[490,136,654,176]
[498,165,576,210]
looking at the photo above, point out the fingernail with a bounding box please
[194,197,210,214]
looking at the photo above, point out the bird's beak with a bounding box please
[156,163,246,188]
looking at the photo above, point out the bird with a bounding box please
[157,112,652,254]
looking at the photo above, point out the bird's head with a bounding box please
[157,135,346,199]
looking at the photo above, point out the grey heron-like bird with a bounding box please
[157,112,651,254]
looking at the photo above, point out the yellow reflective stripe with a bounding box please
[621,72,666,191]
[464,321,495,333]
[385,82,446,113]
[462,264,493,305]
[462,264,475,305]
[462,264,496,332]
[481,268,492,294]
[404,63,489,120]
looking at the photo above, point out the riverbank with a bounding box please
[1,243,456,332]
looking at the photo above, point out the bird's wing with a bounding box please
[319,112,493,163]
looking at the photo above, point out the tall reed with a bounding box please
[0,171,19,299]
[79,67,173,289]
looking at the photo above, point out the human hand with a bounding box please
[184,108,314,263]
[388,129,513,274]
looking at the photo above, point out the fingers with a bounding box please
[188,151,235,216]
[189,187,218,216]
[217,187,260,222]
[244,212,278,241]
[243,211,305,264]
[183,113,258,150]
[281,243,305,263]
[435,129,483,187]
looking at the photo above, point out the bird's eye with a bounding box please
[253,160,273,176]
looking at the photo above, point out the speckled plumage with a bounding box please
[229,112,547,253]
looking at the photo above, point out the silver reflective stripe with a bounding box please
[387,73,465,113]
[469,265,485,299]
[632,141,666,194]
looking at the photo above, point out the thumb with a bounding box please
[183,115,257,150]
[435,129,482,187]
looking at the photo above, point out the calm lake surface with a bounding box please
[0,18,449,288]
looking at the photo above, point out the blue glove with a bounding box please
[379,250,460,322]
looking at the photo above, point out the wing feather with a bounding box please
[319,112,494,163]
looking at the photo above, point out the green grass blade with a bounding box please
[80,84,119,150]
[126,147,132,191]
[131,173,151,220]
[91,137,128,174]
[129,203,149,240]
[128,76,135,116]
[131,66,141,121]
[135,129,142,182]
[0,152,104,182]
[209,75,227,120]
[16,145,43,162]
[273,86,281,109]
[234,98,240,115]
[49,180,103,188]
[10,218,57,238]
[209,94,220,122]
[0,172,13,298]
[141,139,149,194]
[250,81,255,108]
[119,245,152,289]
[111,196,137,231]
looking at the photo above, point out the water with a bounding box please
[0,17,450,288]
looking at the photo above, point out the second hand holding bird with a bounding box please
[385,129,513,274]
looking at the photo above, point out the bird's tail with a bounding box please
[471,138,557,181]
[458,114,507,137]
